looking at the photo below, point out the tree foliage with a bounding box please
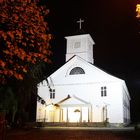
[0,0,52,84]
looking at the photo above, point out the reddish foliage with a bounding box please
[0,0,52,83]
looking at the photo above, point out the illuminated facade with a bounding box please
[36,34,131,126]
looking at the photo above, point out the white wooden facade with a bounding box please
[36,34,131,125]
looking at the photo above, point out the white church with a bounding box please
[36,23,131,126]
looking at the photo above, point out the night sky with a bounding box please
[44,0,140,123]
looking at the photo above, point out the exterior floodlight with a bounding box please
[136,4,140,18]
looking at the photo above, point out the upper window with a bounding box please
[101,86,107,97]
[69,67,85,75]
[50,89,55,99]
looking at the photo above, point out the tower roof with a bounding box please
[65,34,95,45]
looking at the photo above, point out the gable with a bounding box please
[56,95,91,107]
[45,55,124,86]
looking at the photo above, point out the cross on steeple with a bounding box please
[77,18,84,30]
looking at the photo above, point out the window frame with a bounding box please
[69,67,85,75]
[50,89,55,99]
[101,86,107,97]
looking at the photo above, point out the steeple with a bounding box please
[65,34,95,64]
[65,19,95,64]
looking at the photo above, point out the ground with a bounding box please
[2,127,140,140]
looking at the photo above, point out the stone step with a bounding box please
[36,122,106,127]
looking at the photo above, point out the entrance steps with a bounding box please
[36,122,106,127]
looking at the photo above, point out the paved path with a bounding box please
[6,127,139,140]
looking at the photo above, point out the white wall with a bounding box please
[106,83,123,123]
[36,102,46,122]
[37,81,124,123]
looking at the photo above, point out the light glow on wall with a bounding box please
[47,104,56,111]
[136,4,140,18]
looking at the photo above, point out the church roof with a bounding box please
[65,34,95,44]
[48,55,124,83]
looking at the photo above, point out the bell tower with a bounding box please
[65,34,95,64]
[65,18,95,64]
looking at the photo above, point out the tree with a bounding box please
[0,0,52,84]
[0,86,17,124]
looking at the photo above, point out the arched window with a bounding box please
[69,67,85,75]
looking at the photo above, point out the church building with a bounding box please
[36,24,131,126]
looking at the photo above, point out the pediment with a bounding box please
[39,55,124,87]
[47,56,123,85]
[55,95,91,107]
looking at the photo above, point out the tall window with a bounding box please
[50,89,55,99]
[101,86,107,97]
[69,67,85,75]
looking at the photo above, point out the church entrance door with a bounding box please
[60,106,90,123]
[68,107,81,122]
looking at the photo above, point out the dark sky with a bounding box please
[44,0,140,122]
